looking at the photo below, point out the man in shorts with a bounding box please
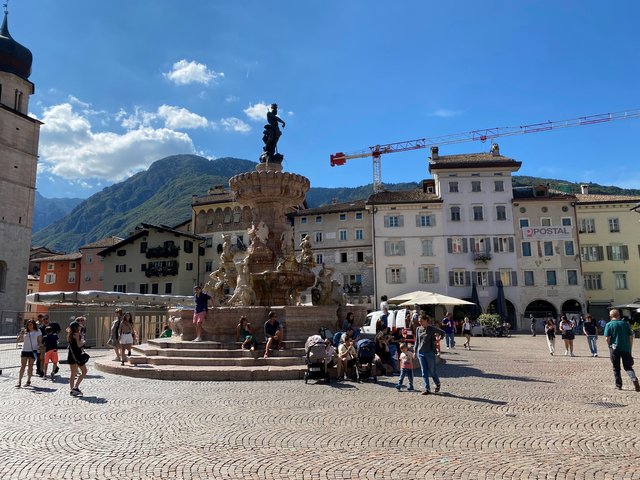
[263,311,282,358]
[193,286,211,342]
[37,314,61,376]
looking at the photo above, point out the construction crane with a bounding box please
[330,108,640,193]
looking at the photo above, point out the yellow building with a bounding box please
[575,188,640,319]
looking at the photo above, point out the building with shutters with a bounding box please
[575,188,640,319]
[290,200,374,308]
[366,184,443,304]
[428,145,522,326]
[512,184,584,321]
[99,224,204,296]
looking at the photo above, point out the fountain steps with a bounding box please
[94,337,311,381]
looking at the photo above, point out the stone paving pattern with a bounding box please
[1,334,639,479]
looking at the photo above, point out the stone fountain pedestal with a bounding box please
[229,161,315,306]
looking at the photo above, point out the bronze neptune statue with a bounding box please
[260,103,286,163]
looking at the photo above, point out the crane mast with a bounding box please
[330,108,640,193]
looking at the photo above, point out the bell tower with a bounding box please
[0,5,41,326]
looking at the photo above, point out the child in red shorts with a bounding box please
[42,326,59,381]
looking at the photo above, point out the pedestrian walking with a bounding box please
[118,312,135,366]
[42,326,59,380]
[16,319,41,388]
[583,314,598,357]
[442,311,455,349]
[530,314,537,337]
[415,314,445,395]
[107,308,123,361]
[395,343,415,391]
[604,309,640,391]
[37,314,60,377]
[67,321,88,396]
[544,318,556,355]
[462,317,472,349]
[559,314,575,356]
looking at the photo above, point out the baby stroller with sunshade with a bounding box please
[355,338,377,383]
[304,334,330,384]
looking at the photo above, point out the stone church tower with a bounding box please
[0,9,40,327]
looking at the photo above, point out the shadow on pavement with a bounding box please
[27,385,57,394]
[439,391,508,406]
[441,362,553,384]
[76,395,108,404]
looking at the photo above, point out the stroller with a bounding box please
[304,335,330,384]
[355,338,377,383]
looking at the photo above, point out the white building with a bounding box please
[367,181,444,307]
[428,145,522,325]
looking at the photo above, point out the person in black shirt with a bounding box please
[263,311,282,358]
[582,314,599,357]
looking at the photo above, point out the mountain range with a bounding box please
[32,154,640,253]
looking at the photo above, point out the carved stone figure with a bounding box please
[277,226,298,272]
[299,234,315,268]
[311,264,346,306]
[219,233,237,289]
[260,103,286,163]
[227,258,257,306]
[207,267,227,305]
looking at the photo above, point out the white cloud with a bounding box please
[117,105,210,130]
[164,59,224,86]
[428,108,464,118]
[219,117,251,133]
[39,102,196,182]
[243,102,270,121]
[157,105,209,129]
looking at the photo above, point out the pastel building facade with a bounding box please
[99,224,204,296]
[575,189,640,319]
[512,185,584,322]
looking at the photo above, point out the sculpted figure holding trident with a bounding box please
[261,103,286,163]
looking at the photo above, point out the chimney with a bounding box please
[580,184,589,195]
[331,197,338,205]
[491,143,500,156]
[430,146,439,160]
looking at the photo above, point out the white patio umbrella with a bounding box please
[390,291,474,306]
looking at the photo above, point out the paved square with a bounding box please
[1,334,638,479]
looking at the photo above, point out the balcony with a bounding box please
[472,252,492,264]
[145,245,180,259]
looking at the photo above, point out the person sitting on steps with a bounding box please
[263,311,282,358]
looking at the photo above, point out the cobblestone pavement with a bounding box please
[1,334,639,480]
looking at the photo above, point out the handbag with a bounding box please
[78,352,90,365]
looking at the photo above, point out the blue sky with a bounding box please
[10,0,640,198]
